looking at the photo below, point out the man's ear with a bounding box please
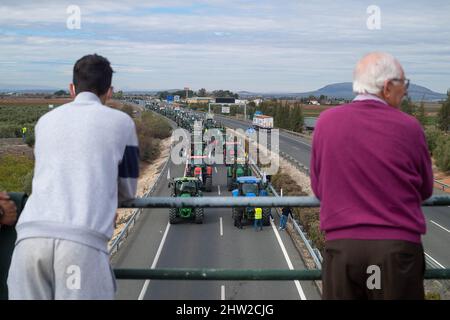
[382,80,392,99]
[106,87,113,100]
[69,83,76,98]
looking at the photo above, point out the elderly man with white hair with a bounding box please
[310,52,433,300]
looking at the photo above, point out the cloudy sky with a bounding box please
[0,0,449,93]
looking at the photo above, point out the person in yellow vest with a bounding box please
[254,207,262,231]
[21,127,27,142]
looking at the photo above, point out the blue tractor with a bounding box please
[231,176,271,226]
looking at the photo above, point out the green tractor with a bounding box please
[227,159,252,191]
[168,177,204,224]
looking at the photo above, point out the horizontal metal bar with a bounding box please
[120,195,450,208]
[422,195,450,206]
[114,268,450,281]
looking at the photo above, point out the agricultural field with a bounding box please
[0,97,70,139]
[0,96,172,194]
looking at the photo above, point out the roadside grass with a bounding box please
[0,154,34,192]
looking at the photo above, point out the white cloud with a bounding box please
[0,0,449,92]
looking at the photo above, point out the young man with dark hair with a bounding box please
[7,54,139,300]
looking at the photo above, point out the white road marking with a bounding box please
[184,160,189,176]
[138,221,171,300]
[218,185,221,195]
[430,220,450,233]
[424,252,445,269]
[270,219,307,300]
[221,285,226,300]
[220,217,223,236]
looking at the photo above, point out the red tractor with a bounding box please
[185,155,213,192]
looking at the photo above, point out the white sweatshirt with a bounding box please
[16,92,139,253]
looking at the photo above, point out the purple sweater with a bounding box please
[310,99,433,243]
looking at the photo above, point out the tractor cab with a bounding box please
[231,176,271,226]
[186,155,213,192]
[168,177,204,224]
[232,176,267,197]
[174,178,200,196]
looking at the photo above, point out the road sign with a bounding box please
[216,97,235,104]
[221,106,230,114]
[167,95,174,103]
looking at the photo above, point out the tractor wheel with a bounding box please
[262,208,271,226]
[205,177,212,192]
[227,177,233,191]
[194,207,204,224]
[169,208,178,224]
[232,207,242,220]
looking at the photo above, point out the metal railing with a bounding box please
[114,268,450,281]
[114,195,450,281]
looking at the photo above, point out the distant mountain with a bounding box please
[238,83,446,102]
[299,82,446,102]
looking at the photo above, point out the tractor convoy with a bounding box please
[145,101,272,227]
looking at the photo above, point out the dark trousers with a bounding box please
[322,239,425,300]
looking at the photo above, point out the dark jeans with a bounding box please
[254,219,262,231]
[322,239,425,300]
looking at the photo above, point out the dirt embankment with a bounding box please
[0,138,34,159]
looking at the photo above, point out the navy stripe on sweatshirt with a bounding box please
[119,145,140,178]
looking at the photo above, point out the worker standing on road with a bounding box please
[311,52,433,300]
[279,207,292,231]
[7,54,139,300]
[21,127,27,142]
[254,207,263,231]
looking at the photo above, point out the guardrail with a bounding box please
[435,180,450,192]
[280,151,310,176]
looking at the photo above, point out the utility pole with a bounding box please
[184,87,189,102]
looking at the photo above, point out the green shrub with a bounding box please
[434,133,450,172]
[0,155,34,192]
[134,111,172,163]
[21,169,34,195]
[425,127,444,154]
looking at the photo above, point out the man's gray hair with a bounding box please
[353,52,403,95]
